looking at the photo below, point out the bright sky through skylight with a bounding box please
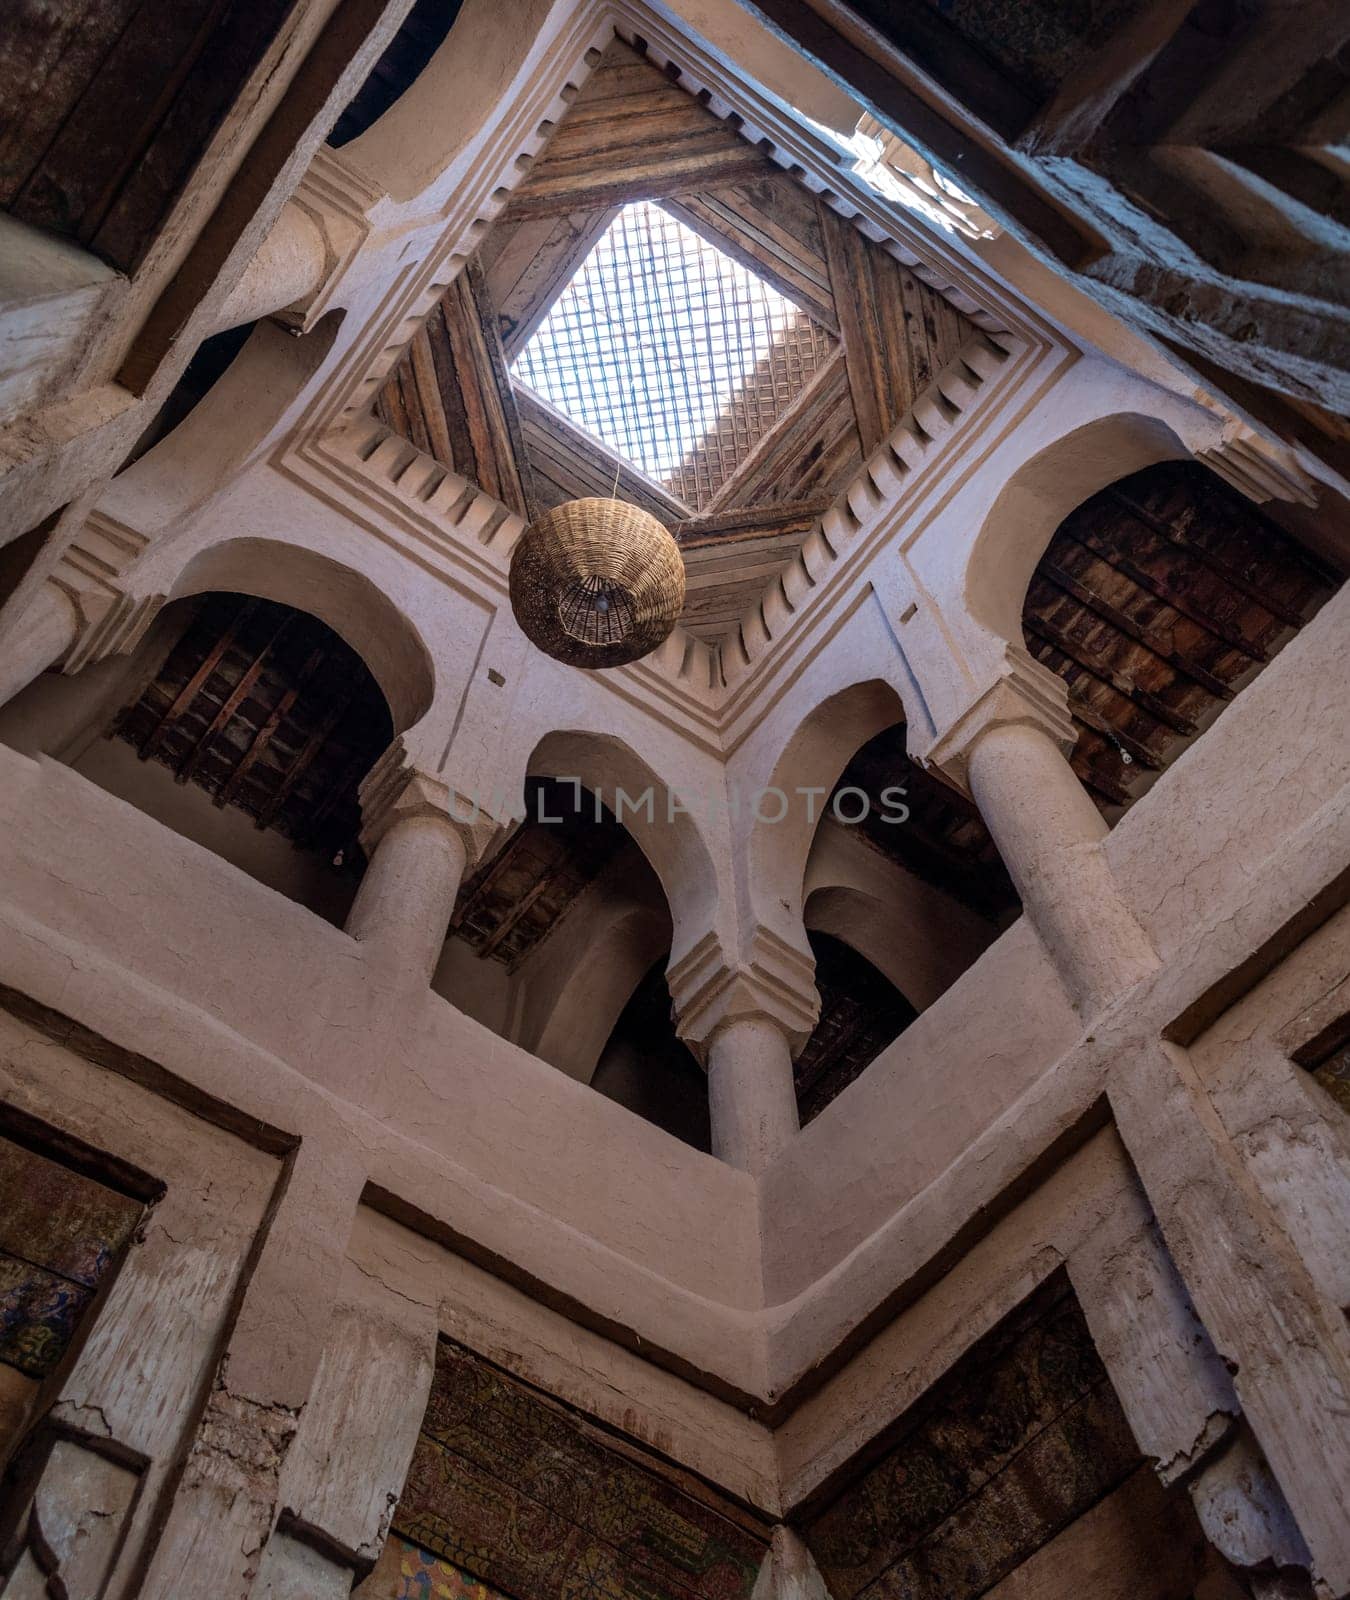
[512,201,805,489]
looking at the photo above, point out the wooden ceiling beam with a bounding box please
[1036,560,1236,701]
[819,201,975,457]
[1106,487,1309,627]
[216,645,326,809]
[255,690,355,831]
[139,598,257,761]
[176,617,291,786]
[1061,524,1267,661]
[1024,611,1197,737]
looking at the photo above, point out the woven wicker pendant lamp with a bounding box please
[509,497,686,669]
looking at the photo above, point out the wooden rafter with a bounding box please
[139,599,256,760]
[1107,487,1310,627]
[215,645,326,809]
[376,259,533,517]
[255,691,356,831]
[1060,523,1268,660]
[819,201,975,457]
[1036,560,1236,701]
[176,616,290,785]
[1023,611,1197,737]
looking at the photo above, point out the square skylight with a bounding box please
[511,200,835,512]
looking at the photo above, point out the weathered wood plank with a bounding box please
[376,260,532,516]
[481,208,617,358]
[820,200,976,455]
[504,38,774,220]
[716,353,863,510]
[664,176,837,331]
[516,389,686,522]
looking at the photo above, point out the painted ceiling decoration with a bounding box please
[374,35,980,648]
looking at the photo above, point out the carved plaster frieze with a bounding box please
[669,927,820,1060]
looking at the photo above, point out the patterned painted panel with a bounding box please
[805,1281,1142,1600]
[0,1137,141,1378]
[376,1536,515,1600]
[393,1343,765,1600]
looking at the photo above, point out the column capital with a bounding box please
[668,929,819,1062]
[916,645,1076,792]
[357,741,503,864]
[46,511,164,675]
[1196,422,1318,508]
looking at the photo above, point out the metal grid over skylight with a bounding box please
[512,201,835,512]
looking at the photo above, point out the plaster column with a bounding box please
[0,584,77,708]
[346,758,498,989]
[928,659,1157,1017]
[211,200,329,333]
[669,935,819,1179]
[346,810,468,986]
[707,1014,800,1176]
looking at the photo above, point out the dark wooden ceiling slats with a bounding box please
[176,614,291,785]
[113,593,391,862]
[215,645,325,809]
[1024,460,1338,819]
[255,688,357,832]
[820,203,975,456]
[450,780,627,971]
[1036,559,1236,702]
[376,263,533,518]
[502,42,772,219]
[139,598,258,760]
[1,0,298,273]
[1022,611,1197,739]
[1058,520,1268,661]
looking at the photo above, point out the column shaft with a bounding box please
[346,813,467,986]
[708,1015,800,1176]
[0,585,77,709]
[966,720,1157,1014]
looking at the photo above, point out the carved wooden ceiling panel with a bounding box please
[803,1276,1179,1600]
[373,35,980,647]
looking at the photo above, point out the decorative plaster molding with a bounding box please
[669,927,820,1058]
[719,331,1015,689]
[358,739,504,862]
[46,512,164,675]
[918,645,1077,791]
[1197,423,1319,508]
[279,148,379,332]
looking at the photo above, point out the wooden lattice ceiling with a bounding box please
[112,592,393,865]
[374,35,979,645]
[449,778,629,970]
